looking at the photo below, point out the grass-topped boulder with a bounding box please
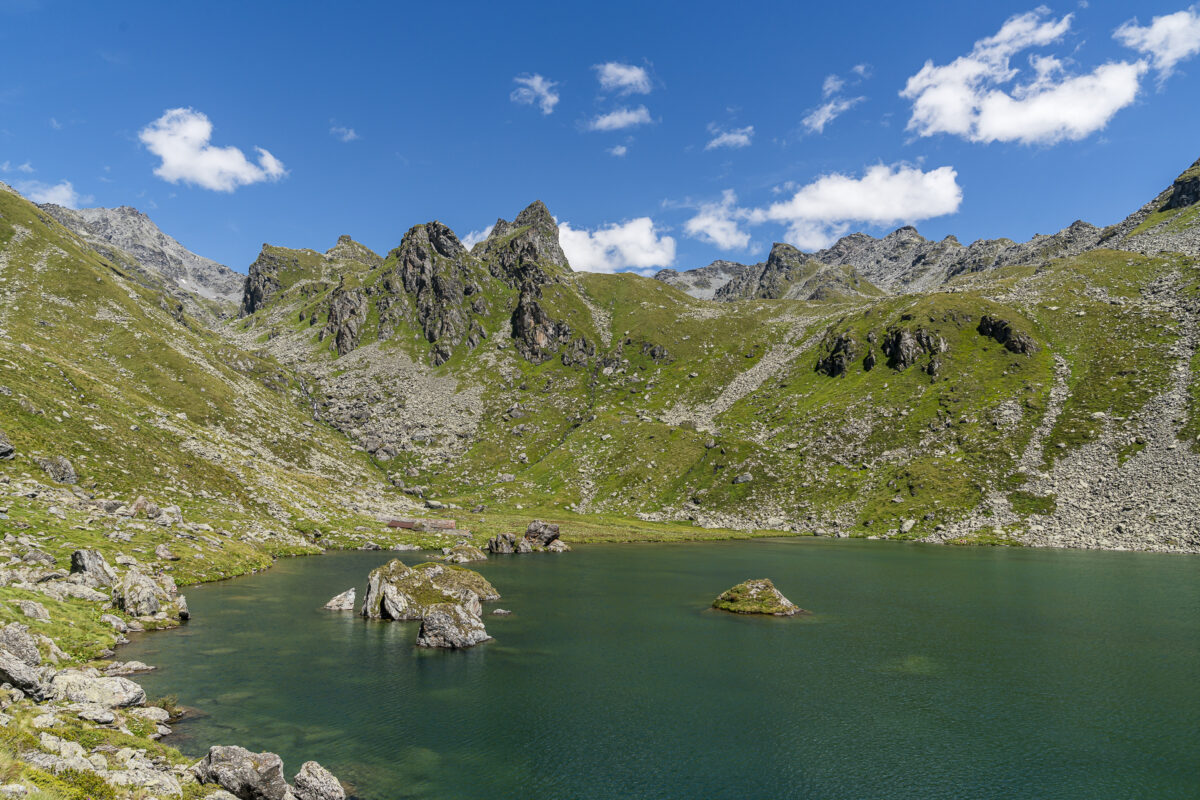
[361,559,499,621]
[712,578,807,616]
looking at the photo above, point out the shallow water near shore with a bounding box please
[123,539,1200,799]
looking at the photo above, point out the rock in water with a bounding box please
[293,761,346,800]
[192,745,291,800]
[443,544,487,564]
[524,520,560,547]
[360,560,499,621]
[712,578,807,616]
[323,588,356,611]
[69,549,117,588]
[415,603,491,648]
[486,533,516,554]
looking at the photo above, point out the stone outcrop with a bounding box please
[49,669,146,707]
[320,282,369,357]
[815,332,859,377]
[524,520,560,547]
[69,549,116,588]
[511,284,571,364]
[881,327,947,371]
[0,429,13,460]
[477,200,570,287]
[0,623,41,666]
[415,603,492,648]
[712,578,807,616]
[360,560,499,621]
[239,247,286,316]
[978,315,1039,355]
[487,522,570,553]
[37,456,76,484]
[193,746,291,800]
[113,569,163,616]
[292,761,346,800]
[0,647,46,699]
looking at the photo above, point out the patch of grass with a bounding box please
[1007,490,1057,516]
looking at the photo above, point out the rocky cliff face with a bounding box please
[475,200,570,287]
[655,260,752,300]
[40,203,243,309]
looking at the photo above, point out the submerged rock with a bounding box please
[360,560,499,621]
[193,745,290,800]
[415,603,491,649]
[323,588,356,611]
[442,544,487,564]
[712,578,807,616]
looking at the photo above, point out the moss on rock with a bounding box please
[712,578,806,616]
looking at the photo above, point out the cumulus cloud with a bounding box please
[1115,6,1200,78]
[705,124,754,150]
[756,163,962,249]
[330,124,359,142]
[139,108,287,192]
[587,105,652,131]
[559,217,676,273]
[460,225,494,249]
[510,74,560,115]
[608,144,628,157]
[595,62,652,95]
[684,190,750,250]
[901,8,1147,145]
[802,97,865,133]
[17,180,91,208]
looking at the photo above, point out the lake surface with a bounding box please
[122,539,1200,799]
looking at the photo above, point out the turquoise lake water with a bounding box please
[121,539,1200,799]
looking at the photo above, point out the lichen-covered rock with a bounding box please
[360,560,499,621]
[524,520,560,547]
[815,331,858,377]
[292,760,346,800]
[154,543,179,561]
[545,539,571,553]
[17,600,49,620]
[442,544,487,564]
[113,569,165,617]
[486,533,516,554]
[323,588,356,611]
[320,283,369,357]
[192,745,290,800]
[882,327,947,371]
[36,455,76,484]
[712,578,807,616]
[0,623,41,666]
[415,603,491,649]
[0,647,46,699]
[69,549,116,588]
[49,669,146,707]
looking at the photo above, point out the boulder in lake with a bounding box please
[192,745,290,800]
[361,560,499,621]
[415,603,491,649]
[443,544,487,564]
[323,588,356,611]
[485,533,516,554]
[69,549,117,588]
[712,578,807,616]
[292,760,346,800]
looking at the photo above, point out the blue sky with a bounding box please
[2,0,1198,274]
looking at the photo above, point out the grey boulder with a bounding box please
[0,647,46,700]
[415,603,491,649]
[113,569,164,617]
[192,745,290,800]
[524,520,560,547]
[37,456,76,484]
[292,761,345,800]
[69,549,117,588]
[0,623,41,666]
[323,589,355,611]
[49,669,146,707]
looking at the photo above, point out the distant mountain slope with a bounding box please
[40,203,244,312]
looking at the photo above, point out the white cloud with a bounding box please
[756,163,962,249]
[139,108,287,192]
[0,161,34,174]
[510,74,560,115]
[1115,6,1200,78]
[684,190,750,250]
[705,124,754,150]
[559,217,676,273]
[330,125,359,142]
[901,8,1146,145]
[587,106,652,131]
[17,180,91,208]
[822,74,845,97]
[49,117,62,130]
[595,62,652,95]
[608,145,628,157]
[460,225,494,249]
[802,97,865,133]
[851,63,872,78]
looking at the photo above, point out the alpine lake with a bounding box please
[121,539,1200,799]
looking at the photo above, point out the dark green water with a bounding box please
[122,540,1200,799]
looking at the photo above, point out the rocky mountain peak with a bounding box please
[325,234,382,267]
[479,201,570,286]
